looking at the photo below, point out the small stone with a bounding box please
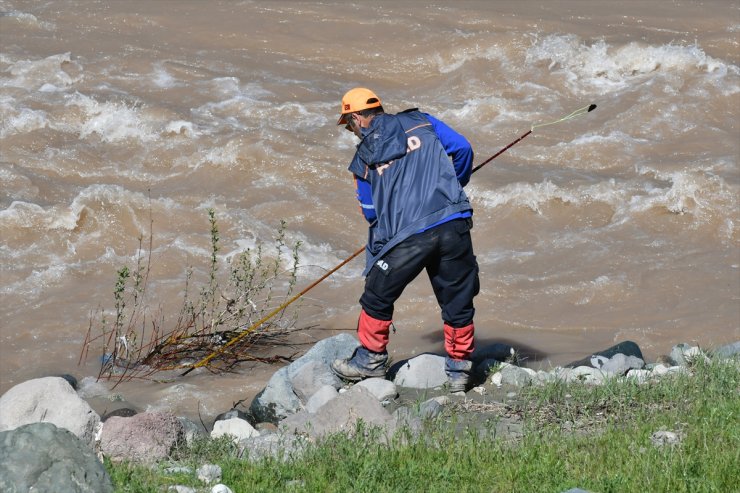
[197,464,222,484]
[255,422,278,434]
[211,485,234,493]
[419,399,443,419]
[626,369,652,384]
[472,386,487,395]
[491,372,503,387]
[168,486,197,493]
[650,430,682,447]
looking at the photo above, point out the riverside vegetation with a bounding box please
[80,209,304,383]
[104,355,738,493]
[83,211,737,492]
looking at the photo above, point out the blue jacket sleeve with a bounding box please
[424,113,474,187]
[354,175,376,223]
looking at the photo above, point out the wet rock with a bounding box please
[0,376,100,448]
[566,341,644,368]
[0,422,113,493]
[54,374,78,390]
[102,407,138,421]
[472,342,516,363]
[599,353,645,375]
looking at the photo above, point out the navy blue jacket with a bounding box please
[348,109,473,275]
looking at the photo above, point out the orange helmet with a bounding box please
[337,87,382,125]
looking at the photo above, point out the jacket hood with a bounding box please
[356,114,408,166]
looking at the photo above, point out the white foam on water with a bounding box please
[66,92,158,143]
[0,260,70,297]
[526,34,738,95]
[471,179,629,215]
[164,120,200,138]
[2,52,81,91]
[0,106,49,138]
[150,63,179,89]
[433,43,510,74]
[0,10,55,30]
[625,167,739,231]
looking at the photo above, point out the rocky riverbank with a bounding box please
[1,335,738,493]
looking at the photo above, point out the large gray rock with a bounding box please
[566,341,644,368]
[279,386,396,439]
[305,385,338,414]
[392,354,447,389]
[670,343,709,366]
[211,418,259,443]
[599,353,644,375]
[0,422,113,493]
[0,376,100,448]
[239,432,308,462]
[713,341,740,359]
[289,359,342,403]
[355,378,397,401]
[100,411,185,463]
[249,333,358,423]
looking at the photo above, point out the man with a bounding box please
[330,87,480,392]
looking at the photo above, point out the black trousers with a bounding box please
[360,218,480,327]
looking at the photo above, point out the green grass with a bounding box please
[106,357,739,493]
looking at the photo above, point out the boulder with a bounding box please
[289,359,342,403]
[280,386,396,439]
[305,385,338,414]
[0,422,112,493]
[0,376,100,448]
[239,432,307,462]
[392,354,447,389]
[566,341,644,368]
[249,333,358,423]
[355,378,397,401]
[670,343,709,366]
[100,411,184,463]
[714,341,740,359]
[211,418,259,443]
[599,353,645,375]
[494,363,538,387]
